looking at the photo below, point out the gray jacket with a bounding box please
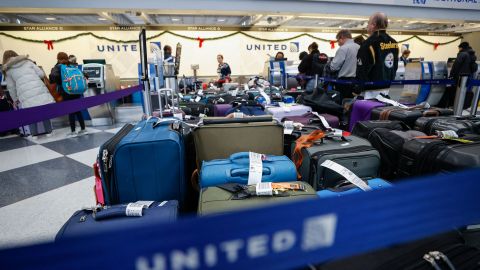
[328,39,360,78]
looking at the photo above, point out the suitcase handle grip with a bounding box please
[202,115,273,125]
[231,168,271,177]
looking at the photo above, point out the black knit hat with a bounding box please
[458,42,470,49]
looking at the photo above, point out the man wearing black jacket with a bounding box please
[356,12,399,99]
[298,42,328,92]
[439,42,478,108]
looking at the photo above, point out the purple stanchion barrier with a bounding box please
[0,85,142,133]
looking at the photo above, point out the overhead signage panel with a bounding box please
[313,0,480,10]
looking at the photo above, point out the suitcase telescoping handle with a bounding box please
[202,115,273,125]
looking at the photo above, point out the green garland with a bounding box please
[0,31,461,46]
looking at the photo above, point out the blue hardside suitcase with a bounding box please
[98,119,185,206]
[56,200,178,241]
[317,178,392,198]
[200,152,297,188]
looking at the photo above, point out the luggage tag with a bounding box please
[248,152,263,185]
[194,96,202,103]
[312,112,332,131]
[197,89,204,96]
[230,90,238,96]
[375,94,408,109]
[320,160,372,191]
[256,182,273,196]
[125,203,144,217]
[271,182,306,192]
[178,93,184,99]
[284,121,294,135]
[135,201,155,208]
[233,112,244,119]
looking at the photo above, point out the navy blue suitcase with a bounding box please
[200,152,297,188]
[98,119,186,206]
[317,178,392,198]
[55,200,178,241]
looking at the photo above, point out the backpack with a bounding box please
[312,53,329,76]
[60,64,87,95]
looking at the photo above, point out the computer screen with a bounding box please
[83,59,106,65]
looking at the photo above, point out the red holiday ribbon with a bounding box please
[433,43,439,50]
[330,40,335,49]
[197,37,204,48]
[44,40,54,50]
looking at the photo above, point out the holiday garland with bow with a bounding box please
[0,31,462,50]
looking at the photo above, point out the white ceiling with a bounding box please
[0,12,478,33]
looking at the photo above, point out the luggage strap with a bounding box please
[292,130,326,179]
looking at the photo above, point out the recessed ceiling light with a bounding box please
[172,18,180,22]
[45,17,56,21]
[98,17,107,21]
[338,26,342,29]
[403,25,410,28]
[317,22,325,25]
[217,19,225,22]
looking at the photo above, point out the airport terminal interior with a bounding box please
[1,0,480,269]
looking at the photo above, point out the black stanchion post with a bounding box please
[139,29,152,116]
[453,76,469,116]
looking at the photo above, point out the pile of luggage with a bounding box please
[56,82,480,268]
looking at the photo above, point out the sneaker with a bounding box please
[66,132,77,138]
[77,129,89,136]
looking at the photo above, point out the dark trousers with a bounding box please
[334,77,356,100]
[438,77,473,109]
[69,111,85,132]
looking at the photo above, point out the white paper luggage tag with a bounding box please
[233,112,244,118]
[178,93,184,99]
[195,96,201,103]
[320,160,371,191]
[256,182,273,196]
[135,201,155,208]
[375,95,408,109]
[248,152,263,185]
[231,90,238,96]
[197,89,204,96]
[312,112,332,130]
[173,113,183,120]
[437,130,459,139]
[284,121,294,135]
[126,203,144,216]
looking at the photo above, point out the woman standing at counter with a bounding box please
[216,54,231,87]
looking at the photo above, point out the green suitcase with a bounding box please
[198,181,317,215]
[193,116,284,164]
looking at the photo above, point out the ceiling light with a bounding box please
[317,22,325,25]
[338,26,342,29]
[16,18,21,24]
[171,18,180,22]
[98,17,107,21]
[217,19,225,22]
[45,17,56,21]
[403,25,410,28]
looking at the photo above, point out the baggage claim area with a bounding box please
[0,0,480,269]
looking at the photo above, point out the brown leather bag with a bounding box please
[43,76,63,102]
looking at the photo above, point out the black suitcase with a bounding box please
[179,102,208,116]
[313,231,480,270]
[351,120,409,139]
[366,128,426,180]
[371,107,453,128]
[398,136,480,177]
[415,116,480,136]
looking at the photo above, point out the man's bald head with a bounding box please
[367,12,388,35]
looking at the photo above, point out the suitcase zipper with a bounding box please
[99,124,134,202]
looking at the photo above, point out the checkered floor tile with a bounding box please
[0,124,123,248]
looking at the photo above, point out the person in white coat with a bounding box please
[2,50,54,136]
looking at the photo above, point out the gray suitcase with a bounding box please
[297,135,381,190]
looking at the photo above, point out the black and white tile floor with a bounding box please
[0,125,126,249]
